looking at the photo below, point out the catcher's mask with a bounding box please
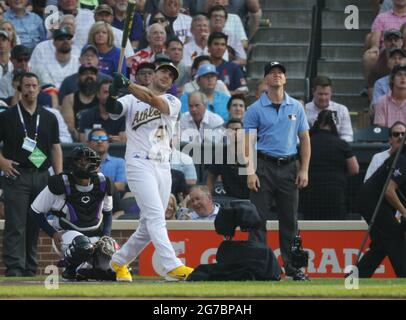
[66,146,101,179]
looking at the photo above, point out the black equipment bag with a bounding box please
[187,240,281,281]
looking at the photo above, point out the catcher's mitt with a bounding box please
[94,236,120,258]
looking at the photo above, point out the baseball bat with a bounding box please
[117,0,136,73]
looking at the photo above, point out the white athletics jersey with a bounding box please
[111,93,181,162]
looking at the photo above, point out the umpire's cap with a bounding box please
[264,61,286,77]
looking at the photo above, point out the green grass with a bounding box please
[0,278,405,298]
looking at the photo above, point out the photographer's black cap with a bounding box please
[264,61,286,77]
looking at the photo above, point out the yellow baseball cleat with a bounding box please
[165,265,194,281]
[110,261,132,282]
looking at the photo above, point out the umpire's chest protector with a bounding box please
[48,173,109,230]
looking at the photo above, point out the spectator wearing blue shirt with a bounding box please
[113,0,144,50]
[180,63,230,121]
[87,127,127,192]
[372,48,406,108]
[88,21,126,77]
[244,61,311,281]
[208,31,248,95]
[4,0,46,49]
[79,79,126,143]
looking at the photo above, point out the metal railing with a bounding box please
[304,0,325,102]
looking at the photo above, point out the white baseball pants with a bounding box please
[112,158,183,274]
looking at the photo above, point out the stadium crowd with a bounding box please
[1,0,406,279]
[1,0,405,222]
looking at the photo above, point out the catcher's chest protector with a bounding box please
[59,173,108,229]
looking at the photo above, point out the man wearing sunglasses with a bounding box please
[357,120,406,278]
[365,121,406,182]
[87,127,127,193]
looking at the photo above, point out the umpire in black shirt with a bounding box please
[0,72,63,277]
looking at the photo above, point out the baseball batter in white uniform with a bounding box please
[106,63,194,282]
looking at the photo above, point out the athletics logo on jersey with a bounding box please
[131,107,161,131]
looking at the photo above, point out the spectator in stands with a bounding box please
[4,0,45,49]
[0,20,19,47]
[364,121,406,181]
[86,126,126,217]
[57,0,95,49]
[79,79,126,143]
[0,29,11,78]
[208,32,248,95]
[375,64,406,127]
[61,64,99,141]
[206,118,250,199]
[365,0,406,53]
[165,193,178,220]
[159,0,192,44]
[183,55,230,96]
[29,14,81,74]
[179,91,224,143]
[180,63,230,121]
[31,27,80,89]
[138,10,171,50]
[208,5,246,66]
[165,37,189,95]
[182,14,213,68]
[228,0,262,41]
[134,61,155,87]
[87,21,126,77]
[299,110,359,220]
[94,4,135,59]
[0,72,62,277]
[185,185,220,220]
[305,75,354,142]
[366,29,404,97]
[128,23,166,82]
[170,136,197,185]
[372,48,406,109]
[59,44,112,104]
[87,127,127,192]
[227,93,246,120]
[112,0,144,50]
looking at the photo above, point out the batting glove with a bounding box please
[108,83,119,97]
[113,72,131,89]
